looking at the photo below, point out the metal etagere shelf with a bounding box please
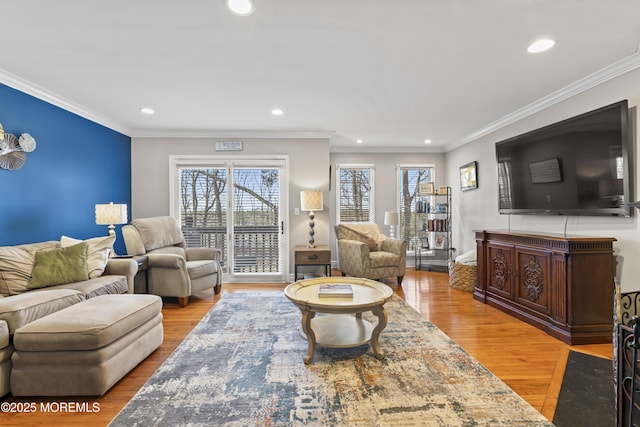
[413,186,454,272]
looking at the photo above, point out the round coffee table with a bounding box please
[284,277,394,364]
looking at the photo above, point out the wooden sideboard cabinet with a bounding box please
[474,230,616,345]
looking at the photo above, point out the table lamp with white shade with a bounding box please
[300,190,323,248]
[384,211,399,239]
[95,202,128,251]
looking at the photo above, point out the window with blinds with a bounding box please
[336,164,374,223]
[231,167,281,274]
[398,166,434,251]
[178,166,282,274]
[179,168,228,268]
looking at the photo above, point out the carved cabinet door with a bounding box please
[486,242,514,299]
[514,248,551,315]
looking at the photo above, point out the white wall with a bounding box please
[445,67,640,291]
[130,137,330,277]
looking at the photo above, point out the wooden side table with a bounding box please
[294,245,331,281]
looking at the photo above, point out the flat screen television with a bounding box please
[495,100,633,216]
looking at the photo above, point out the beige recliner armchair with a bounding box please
[122,216,222,306]
[334,223,406,285]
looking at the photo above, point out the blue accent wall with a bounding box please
[0,83,131,253]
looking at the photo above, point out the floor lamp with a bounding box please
[300,190,323,248]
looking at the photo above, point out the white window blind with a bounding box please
[336,164,375,223]
[398,165,434,251]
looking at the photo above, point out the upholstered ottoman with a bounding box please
[10,294,163,396]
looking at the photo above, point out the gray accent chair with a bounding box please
[122,216,222,306]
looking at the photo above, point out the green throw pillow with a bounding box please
[29,242,89,289]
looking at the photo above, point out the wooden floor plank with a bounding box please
[0,269,612,426]
[540,346,570,420]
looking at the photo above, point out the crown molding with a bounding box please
[129,129,335,140]
[0,68,130,136]
[0,72,333,141]
[447,48,640,152]
[329,145,445,154]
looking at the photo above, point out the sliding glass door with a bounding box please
[171,156,289,283]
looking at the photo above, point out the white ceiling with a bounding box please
[2,0,640,152]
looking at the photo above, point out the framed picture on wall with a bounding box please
[460,161,478,191]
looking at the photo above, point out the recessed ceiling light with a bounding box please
[271,108,284,116]
[424,139,432,144]
[527,39,555,53]
[139,107,155,115]
[225,0,255,16]
[356,139,363,144]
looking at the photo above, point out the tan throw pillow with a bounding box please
[61,235,115,278]
[347,223,387,247]
[335,225,379,251]
[0,241,58,296]
[335,225,370,242]
[29,242,89,289]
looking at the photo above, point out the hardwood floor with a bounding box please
[1,270,612,426]
[399,269,611,420]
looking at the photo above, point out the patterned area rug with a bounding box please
[110,293,553,426]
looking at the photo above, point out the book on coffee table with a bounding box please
[317,284,354,298]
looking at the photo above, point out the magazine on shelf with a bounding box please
[317,284,354,297]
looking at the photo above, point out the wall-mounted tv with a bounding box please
[495,100,633,216]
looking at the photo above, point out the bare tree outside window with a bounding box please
[180,168,228,267]
[180,168,227,228]
[179,167,281,274]
[337,165,374,223]
[399,166,434,252]
[232,168,281,273]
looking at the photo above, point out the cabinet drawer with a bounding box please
[295,250,330,264]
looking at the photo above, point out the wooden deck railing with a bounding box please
[182,225,280,273]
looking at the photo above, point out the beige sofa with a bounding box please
[0,237,139,397]
[335,223,407,285]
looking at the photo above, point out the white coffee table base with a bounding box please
[305,315,374,348]
[299,305,388,364]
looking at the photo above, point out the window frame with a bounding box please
[397,164,436,253]
[168,155,290,283]
[335,163,375,224]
